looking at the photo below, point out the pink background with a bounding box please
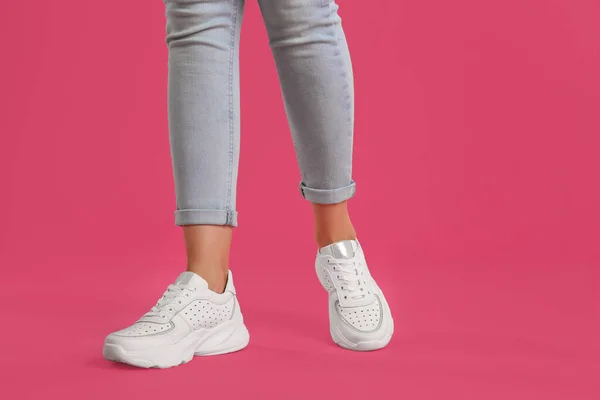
[1,0,599,398]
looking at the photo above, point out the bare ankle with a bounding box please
[315,233,357,248]
[187,265,228,293]
[182,225,232,293]
[312,201,357,248]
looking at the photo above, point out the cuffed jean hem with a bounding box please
[174,209,238,227]
[299,181,356,204]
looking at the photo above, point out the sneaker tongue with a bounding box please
[320,240,358,259]
[174,271,209,290]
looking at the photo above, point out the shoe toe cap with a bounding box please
[335,298,383,333]
[332,295,394,350]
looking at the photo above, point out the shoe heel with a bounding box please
[194,321,250,356]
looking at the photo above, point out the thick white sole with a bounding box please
[103,320,249,368]
[331,317,394,351]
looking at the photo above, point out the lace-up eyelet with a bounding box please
[344,296,347,299]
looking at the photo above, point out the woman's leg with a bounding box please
[258,0,357,246]
[103,1,250,368]
[259,0,394,351]
[166,0,245,293]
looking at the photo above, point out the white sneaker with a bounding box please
[103,271,249,368]
[316,239,394,351]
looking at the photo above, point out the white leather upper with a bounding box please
[106,271,239,349]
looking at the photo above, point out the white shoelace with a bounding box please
[327,259,370,301]
[145,285,195,319]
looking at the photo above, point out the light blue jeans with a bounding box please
[165,0,355,226]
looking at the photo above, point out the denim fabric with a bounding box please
[164,0,356,226]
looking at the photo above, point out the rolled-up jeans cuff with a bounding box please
[174,209,238,227]
[299,181,356,204]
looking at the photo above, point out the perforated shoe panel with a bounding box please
[335,298,382,332]
[181,300,234,329]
